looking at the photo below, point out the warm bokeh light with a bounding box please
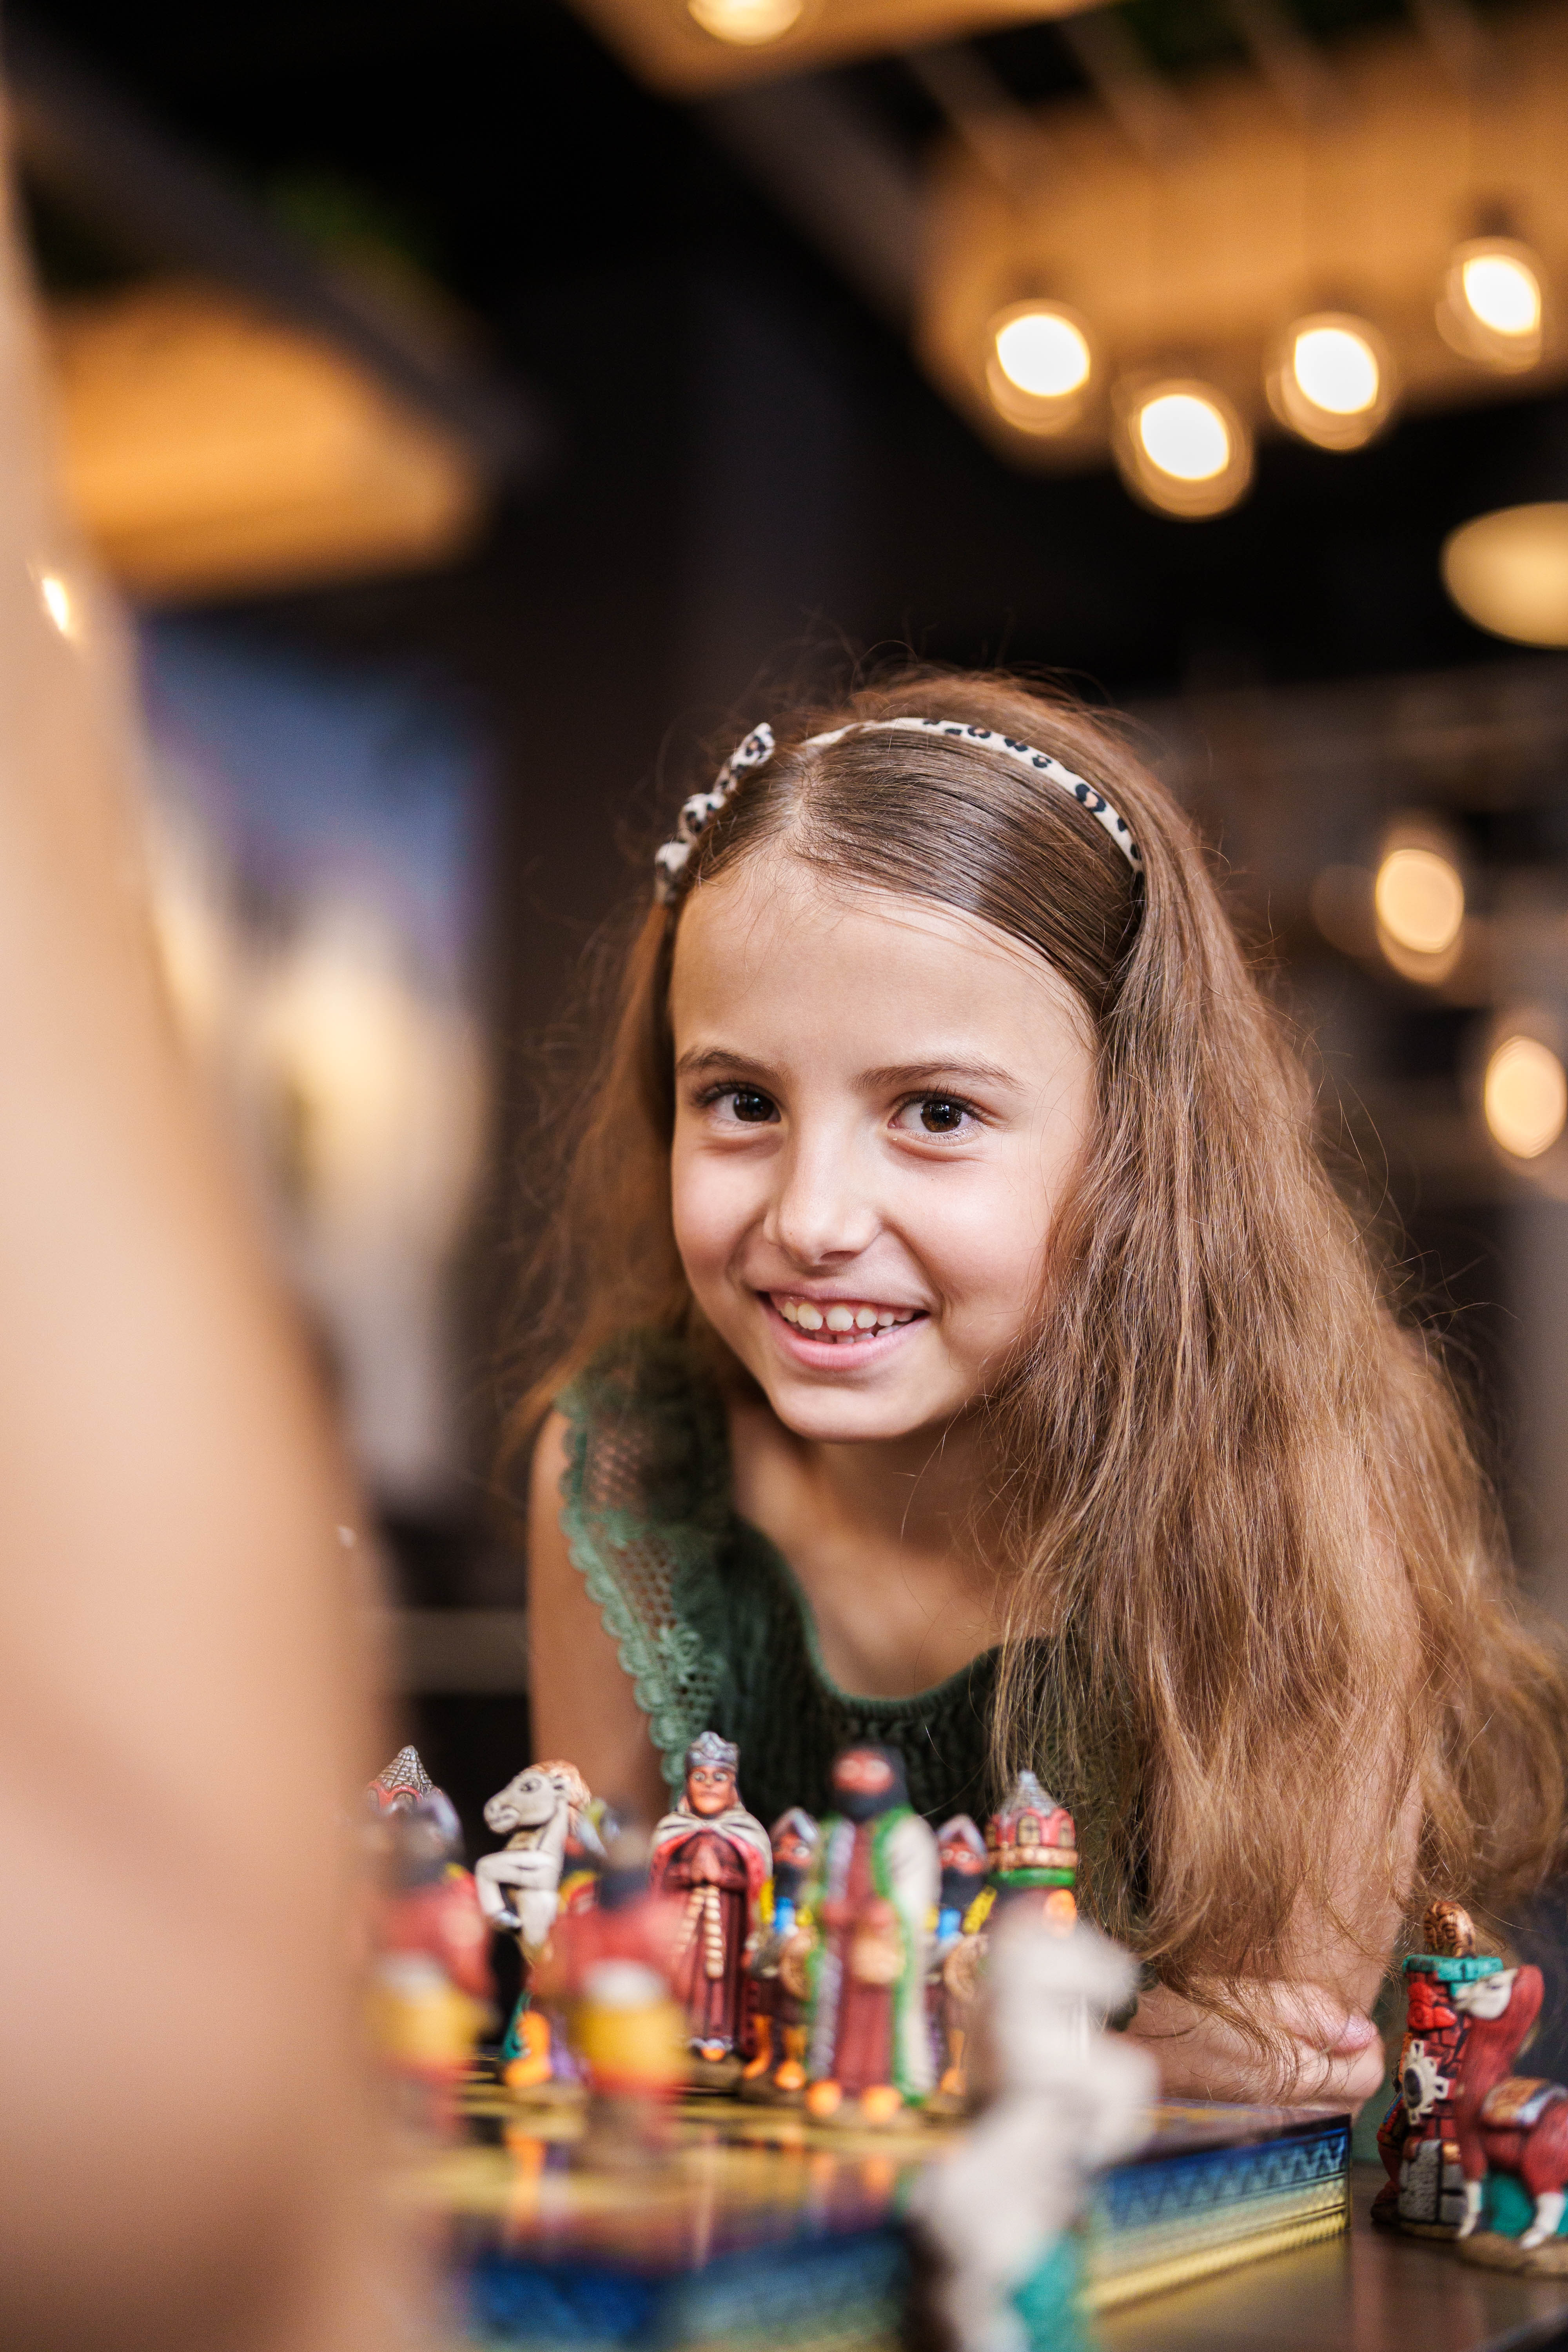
[687,0,803,42]
[1439,238,1545,369]
[1485,1034,1568,1160]
[1137,391,1230,481]
[1441,505,1568,648]
[1292,324,1380,417]
[984,302,1094,435]
[1374,845,1465,958]
[1268,314,1392,450]
[993,308,1091,400]
[1114,379,1252,517]
[1463,251,1542,339]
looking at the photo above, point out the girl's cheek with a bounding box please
[671,1147,753,1274]
[906,1176,1049,1311]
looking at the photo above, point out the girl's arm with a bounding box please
[1125,1721,1420,2109]
[528,1410,669,1819]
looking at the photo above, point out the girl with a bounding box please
[518,668,1568,2105]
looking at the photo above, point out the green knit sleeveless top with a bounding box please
[556,1330,1004,1829]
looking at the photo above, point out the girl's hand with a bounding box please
[1125,1980,1387,2111]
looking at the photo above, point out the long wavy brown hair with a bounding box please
[508,664,1568,2006]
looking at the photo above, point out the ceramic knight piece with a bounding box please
[741,1806,820,2102]
[987,1771,1079,1930]
[909,1909,1157,2352]
[477,1758,604,2091]
[647,1731,770,2081]
[1375,1898,1510,2237]
[364,1748,491,2136]
[793,1741,940,2125]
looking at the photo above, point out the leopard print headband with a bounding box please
[653,715,1142,904]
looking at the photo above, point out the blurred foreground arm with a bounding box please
[0,142,385,2352]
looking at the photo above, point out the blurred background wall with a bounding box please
[10,0,1568,1851]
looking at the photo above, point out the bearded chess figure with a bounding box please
[648,1731,772,2069]
[796,1741,940,2125]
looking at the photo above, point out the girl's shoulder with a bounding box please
[555,1325,735,1544]
[550,1328,746,1798]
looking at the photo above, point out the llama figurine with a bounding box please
[1376,1897,1568,2265]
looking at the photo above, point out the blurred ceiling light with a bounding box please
[1485,1033,1567,1160]
[47,282,482,602]
[687,0,803,40]
[1438,237,1545,370]
[984,301,1094,433]
[1441,505,1568,648]
[1268,313,1393,450]
[1114,379,1252,518]
[1374,843,1464,959]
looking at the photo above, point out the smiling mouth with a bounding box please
[766,1293,927,1345]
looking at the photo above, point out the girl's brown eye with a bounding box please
[920,1098,965,1132]
[730,1089,775,1123]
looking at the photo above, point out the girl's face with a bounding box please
[669,855,1097,1447]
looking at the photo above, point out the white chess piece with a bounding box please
[475,1762,601,1959]
[911,1911,1156,2352]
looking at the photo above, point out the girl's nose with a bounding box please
[765,1129,880,1268]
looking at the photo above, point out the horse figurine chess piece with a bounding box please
[477,1758,604,2091]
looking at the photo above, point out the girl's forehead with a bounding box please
[670,856,1087,1049]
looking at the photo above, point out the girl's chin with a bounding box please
[751,1351,971,1444]
[763,1381,952,1443]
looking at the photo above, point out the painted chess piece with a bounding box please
[1417,1913,1568,2268]
[795,1741,940,2125]
[477,1758,603,2091]
[530,1823,687,2154]
[365,1753,491,2137]
[741,1806,820,2102]
[929,1815,991,2111]
[648,1730,772,2080]
[986,1773,1079,1931]
[368,1743,441,1815]
[1374,1898,1510,2237]
[909,1909,1156,2352]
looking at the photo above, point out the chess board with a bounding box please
[392,2073,1351,2348]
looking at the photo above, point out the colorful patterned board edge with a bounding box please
[426,2087,1350,2345]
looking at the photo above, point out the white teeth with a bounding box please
[775,1295,923,1339]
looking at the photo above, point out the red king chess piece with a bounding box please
[648,1730,771,2083]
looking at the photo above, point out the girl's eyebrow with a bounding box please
[864,1060,1020,1093]
[675,1048,1022,1093]
[674,1045,782,1082]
